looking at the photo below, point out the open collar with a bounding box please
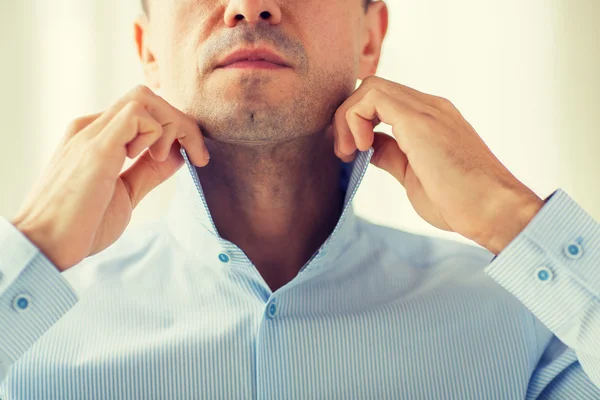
[165,145,374,280]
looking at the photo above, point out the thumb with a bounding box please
[120,141,185,209]
[370,131,409,186]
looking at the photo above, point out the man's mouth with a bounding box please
[215,47,291,70]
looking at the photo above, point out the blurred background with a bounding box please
[1,0,598,247]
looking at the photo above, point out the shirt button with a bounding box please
[266,300,278,319]
[12,294,32,312]
[535,266,553,283]
[218,253,231,263]
[564,242,583,260]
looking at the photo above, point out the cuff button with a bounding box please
[535,266,554,283]
[12,294,32,312]
[564,242,583,260]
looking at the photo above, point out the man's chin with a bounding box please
[207,72,300,102]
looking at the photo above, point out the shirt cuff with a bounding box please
[484,189,600,339]
[0,216,78,374]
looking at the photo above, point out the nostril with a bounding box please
[235,14,244,21]
[260,11,271,19]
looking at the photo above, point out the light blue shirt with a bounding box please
[1,147,599,399]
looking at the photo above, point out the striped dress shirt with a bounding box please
[0,147,599,399]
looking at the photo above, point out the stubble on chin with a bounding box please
[188,72,354,148]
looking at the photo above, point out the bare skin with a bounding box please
[198,132,344,291]
[135,0,388,290]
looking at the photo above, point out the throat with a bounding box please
[195,134,345,291]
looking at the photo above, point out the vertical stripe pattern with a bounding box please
[0,149,599,399]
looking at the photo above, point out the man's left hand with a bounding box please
[333,76,545,255]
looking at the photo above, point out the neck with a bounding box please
[195,128,344,291]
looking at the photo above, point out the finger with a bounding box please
[351,88,425,153]
[347,104,375,152]
[334,100,359,158]
[334,84,397,157]
[147,122,179,162]
[133,87,209,166]
[119,141,185,209]
[174,121,210,168]
[49,112,104,168]
[370,131,408,186]
[86,86,161,131]
[362,76,441,111]
[345,88,397,152]
[62,112,104,142]
[332,120,356,162]
[88,85,209,167]
[357,77,442,127]
[100,101,163,156]
[125,113,174,160]
[133,90,209,167]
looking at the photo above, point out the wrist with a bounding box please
[10,215,65,272]
[477,187,544,255]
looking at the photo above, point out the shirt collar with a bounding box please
[165,145,374,279]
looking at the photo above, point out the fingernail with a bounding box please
[204,148,210,160]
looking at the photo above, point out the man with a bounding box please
[0,0,598,398]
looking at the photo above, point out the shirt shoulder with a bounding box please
[356,216,495,269]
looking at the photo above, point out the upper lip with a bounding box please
[215,47,291,68]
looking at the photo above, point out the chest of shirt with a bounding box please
[2,261,541,400]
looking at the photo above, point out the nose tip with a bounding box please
[234,10,272,23]
[224,1,282,26]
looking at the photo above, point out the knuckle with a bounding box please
[131,84,152,97]
[155,124,174,145]
[147,120,164,139]
[344,107,354,121]
[365,87,383,102]
[166,122,179,138]
[435,96,454,109]
[124,100,145,116]
[421,104,441,120]
[421,113,438,129]
[362,75,378,85]
[65,117,88,134]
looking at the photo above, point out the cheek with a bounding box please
[301,10,361,80]
[154,18,205,106]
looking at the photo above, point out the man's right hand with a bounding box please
[9,85,210,272]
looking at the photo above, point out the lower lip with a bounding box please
[220,60,288,70]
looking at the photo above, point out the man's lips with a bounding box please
[215,48,291,70]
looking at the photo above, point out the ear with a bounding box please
[134,14,160,90]
[357,1,389,80]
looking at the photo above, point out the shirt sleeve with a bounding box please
[0,217,78,382]
[484,189,600,390]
